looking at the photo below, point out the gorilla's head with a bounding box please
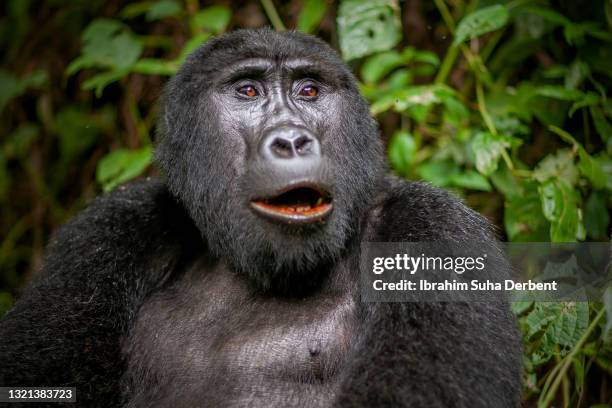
[157,28,385,293]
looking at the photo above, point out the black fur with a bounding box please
[156,29,385,293]
[0,28,521,407]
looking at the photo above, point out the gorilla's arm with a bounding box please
[0,179,195,405]
[336,180,522,408]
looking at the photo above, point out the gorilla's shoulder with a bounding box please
[79,177,177,220]
[58,178,181,232]
[376,176,497,241]
[44,178,197,270]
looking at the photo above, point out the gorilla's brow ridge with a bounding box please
[222,58,274,83]
[220,58,339,86]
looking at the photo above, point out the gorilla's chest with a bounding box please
[123,259,357,407]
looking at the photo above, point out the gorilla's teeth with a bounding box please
[315,197,323,206]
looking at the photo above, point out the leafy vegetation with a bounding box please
[0,0,610,406]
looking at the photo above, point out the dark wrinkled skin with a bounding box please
[0,29,522,408]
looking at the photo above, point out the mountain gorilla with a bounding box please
[0,29,521,407]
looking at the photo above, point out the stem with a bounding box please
[126,90,150,146]
[538,307,606,408]
[435,44,460,84]
[476,79,497,135]
[260,0,286,31]
[513,169,533,177]
[433,0,456,32]
[500,149,515,171]
[433,0,458,84]
[480,28,505,63]
[560,349,570,408]
[582,108,590,147]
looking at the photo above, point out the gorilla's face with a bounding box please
[157,29,384,293]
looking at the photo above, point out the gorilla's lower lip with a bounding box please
[250,184,333,224]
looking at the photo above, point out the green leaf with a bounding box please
[337,0,401,61]
[490,162,521,198]
[297,0,328,34]
[546,302,589,349]
[525,303,557,339]
[599,156,612,191]
[529,95,569,128]
[450,170,492,191]
[584,192,610,240]
[191,6,231,34]
[387,69,412,89]
[132,58,178,76]
[0,69,47,112]
[82,69,129,97]
[4,123,39,159]
[548,125,607,188]
[511,300,533,315]
[388,131,416,176]
[361,51,405,85]
[526,302,589,354]
[493,116,530,136]
[453,5,509,46]
[522,6,571,27]
[360,47,438,85]
[176,33,211,64]
[572,356,585,394]
[76,19,143,71]
[416,160,458,187]
[513,10,547,40]
[371,84,461,118]
[534,85,585,101]
[147,0,182,21]
[471,132,512,176]
[504,184,549,242]
[413,49,440,66]
[121,2,154,19]
[96,146,153,192]
[533,149,578,185]
[440,91,469,124]
[538,179,582,242]
[564,59,589,90]
[590,106,612,144]
[539,181,561,222]
[578,149,607,189]
[569,92,600,117]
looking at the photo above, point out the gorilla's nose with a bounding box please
[261,127,320,161]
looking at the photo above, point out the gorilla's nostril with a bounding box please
[294,136,313,155]
[261,127,320,161]
[270,138,294,158]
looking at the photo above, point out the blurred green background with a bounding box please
[0,0,611,406]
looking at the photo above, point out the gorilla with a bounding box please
[0,29,522,407]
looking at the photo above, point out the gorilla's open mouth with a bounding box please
[250,184,333,224]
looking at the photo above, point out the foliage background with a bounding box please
[0,0,611,406]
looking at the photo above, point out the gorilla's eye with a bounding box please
[237,85,259,97]
[298,85,318,98]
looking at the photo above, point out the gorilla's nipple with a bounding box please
[308,340,322,357]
